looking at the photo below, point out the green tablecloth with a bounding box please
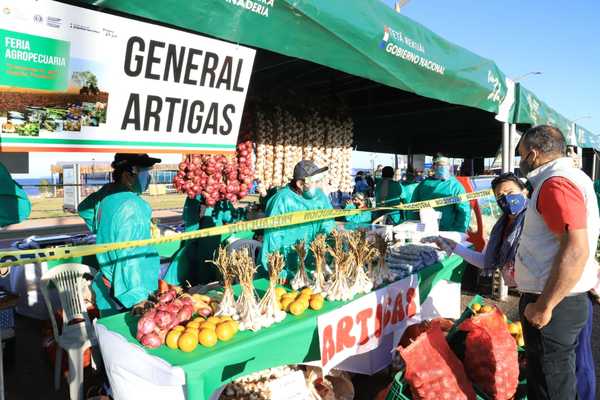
[98,255,465,399]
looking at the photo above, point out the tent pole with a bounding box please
[495,122,510,301]
[502,123,510,173]
[509,124,517,173]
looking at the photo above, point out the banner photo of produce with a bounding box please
[0,0,255,154]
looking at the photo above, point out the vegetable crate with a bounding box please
[386,295,528,400]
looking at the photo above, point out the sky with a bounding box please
[381,0,600,133]
[15,0,600,177]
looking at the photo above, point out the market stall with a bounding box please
[95,253,466,400]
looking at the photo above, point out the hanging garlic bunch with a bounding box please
[207,246,238,318]
[259,252,287,327]
[310,234,329,294]
[271,107,285,188]
[371,234,397,288]
[262,111,275,194]
[339,116,354,193]
[282,110,297,182]
[255,111,268,196]
[347,231,379,296]
[291,240,312,290]
[231,249,263,331]
[325,231,354,301]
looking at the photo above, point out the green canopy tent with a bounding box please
[73,0,512,157]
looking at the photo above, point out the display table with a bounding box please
[97,255,465,400]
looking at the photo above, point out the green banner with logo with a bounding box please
[0,29,70,91]
[73,0,508,114]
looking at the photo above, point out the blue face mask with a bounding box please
[133,169,151,194]
[434,165,450,180]
[497,193,527,215]
[303,187,318,199]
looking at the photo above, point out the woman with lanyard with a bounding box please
[433,172,596,400]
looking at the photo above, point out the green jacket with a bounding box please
[401,181,419,204]
[343,203,372,229]
[92,191,160,316]
[78,183,128,233]
[259,186,335,279]
[411,177,471,232]
[0,163,30,227]
[375,178,404,224]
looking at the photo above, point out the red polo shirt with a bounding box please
[537,177,587,234]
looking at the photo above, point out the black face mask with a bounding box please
[519,152,534,176]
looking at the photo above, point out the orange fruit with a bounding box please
[480,305,493,314]
[207,316,221,325]
[289,290,299,298]
[471,303,482,313]
[219,315,233,322]
[172,325,186,332]
[310,293,324,302]
[193,317,205,323]
[226,320,239,334]
[184,328,199,340]
[289,300,306,316]
[300,288,313,296]
[166,330,182,349]
[280,298,294,311]
[275,287,287,298]
[198,328,218,347]
[216,322,235,341]
[310,297,324,311]
[178,332,198,352]
[186,321,200,330]
[199,321,216,331]
[508,323,520,335]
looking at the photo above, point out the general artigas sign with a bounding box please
[0,0,255,153]
[317,276,420,373]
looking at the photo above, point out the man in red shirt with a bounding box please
[516,125,599,400]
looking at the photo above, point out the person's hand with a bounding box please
[524,302,553,329]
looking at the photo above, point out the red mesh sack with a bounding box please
[459,307,518,399]
[399,325,476,400]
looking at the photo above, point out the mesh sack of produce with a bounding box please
[459,307,518,399]
[399,325,476,400]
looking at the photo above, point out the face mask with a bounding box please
[434,165,450,180]
[303,187,318,199]
[132,169,151,194]
[519,152,534,177]
[497,193,527,215]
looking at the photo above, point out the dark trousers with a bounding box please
[519,292,589,400]
[575,297,595,400]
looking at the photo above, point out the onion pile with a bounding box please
[254,107,354,195]
[172,140,255,206]
[135,280,214,349]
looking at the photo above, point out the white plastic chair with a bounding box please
[40,263,99,400]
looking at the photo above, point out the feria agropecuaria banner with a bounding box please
[0,0,255,153]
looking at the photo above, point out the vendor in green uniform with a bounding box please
[344,192,372,227]
[401,167,419,204]
[259,160,336,280]
[410,155,471,232]
[80,154,175,316]
[375,166,404,224]
[0,162,31,228]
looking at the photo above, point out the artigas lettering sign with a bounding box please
[317,276,420,373]
[0,0,255,153]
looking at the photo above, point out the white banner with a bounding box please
[317,275,420,373]
[0,0,255,153]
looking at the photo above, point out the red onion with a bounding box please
[177,306,193,323]
[158,292,174,304]
[140,333,162,349]
[137,315,156,335]
[154,311,173,330]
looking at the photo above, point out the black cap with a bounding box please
[111,153,161,169]
[293,160,328,180]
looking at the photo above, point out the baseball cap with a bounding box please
[293,160,328,180]
[111,153,161,169]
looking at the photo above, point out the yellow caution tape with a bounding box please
[0,189,493,268]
